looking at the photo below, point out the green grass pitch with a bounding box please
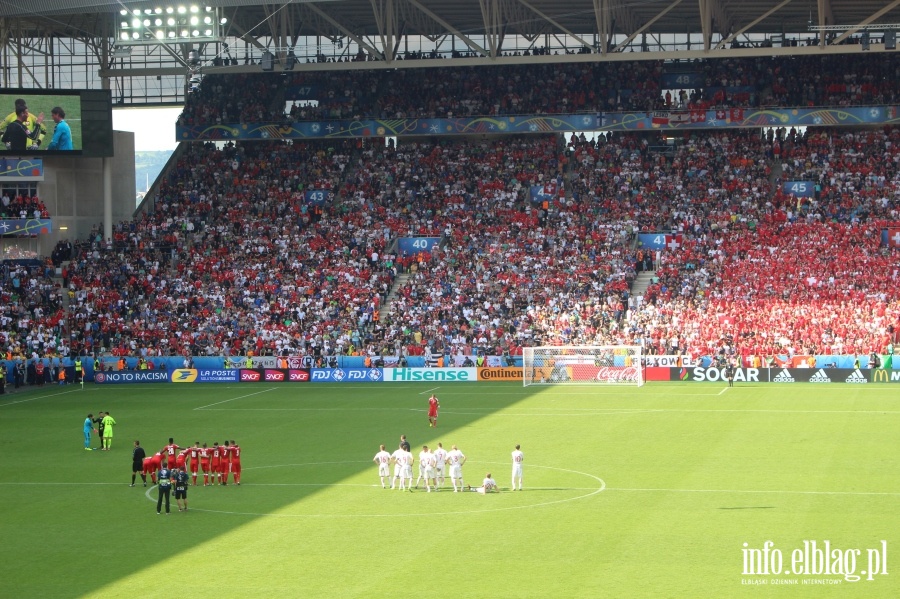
[0,381,897,598]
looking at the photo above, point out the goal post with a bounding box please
[522,346,644,387]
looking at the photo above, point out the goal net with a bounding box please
[522,346,644,387]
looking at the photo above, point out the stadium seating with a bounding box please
[179,55,900,126]
[5,57,900,370]
[40,124,900,363]
[0,193,49,219]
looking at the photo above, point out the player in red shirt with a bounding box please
[188,441,201,485]
[427,394,440,428]
[220,440,231,485]
[198,442,212,486]
[210,442,222,485]
[161,438,180,469]
[230,439,242,485]
[174,448,188,471]
[142,451,163,485]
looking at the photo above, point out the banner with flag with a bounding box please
[730,107,745,122]
[890,228,900,248]
[885,228,900,248]
[638,232,683,250]
[529,185,555,203]
[664,234,683,250]
[690,109,707,123]
[651,112,670,126]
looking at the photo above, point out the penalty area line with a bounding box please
[194,387,279,410]
[0,387,85,407]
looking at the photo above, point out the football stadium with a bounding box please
[1,1,899,597]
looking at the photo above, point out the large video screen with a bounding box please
[0,89,113,157]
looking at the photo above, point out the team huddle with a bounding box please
[374,439,524,494]
[131,438,243,515]
[132,439,243,488]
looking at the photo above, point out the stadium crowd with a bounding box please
[178,54,900,126]
[0,190,50,220]
[5,82,900,370]
[30,122,889,367]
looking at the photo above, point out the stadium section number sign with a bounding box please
[782,181,816,198]
[660,72,704,88]
[304,189,333,206]
[397,237,440,255]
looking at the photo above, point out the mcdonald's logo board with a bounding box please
[871,369,900,383]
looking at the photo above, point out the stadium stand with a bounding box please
[4,56,900,375]
[0,191,50,220]
[179,55,900,126]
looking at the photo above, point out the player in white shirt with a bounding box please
[400,447,414,491]
[432,442,448,489]
[416,445,428,489]
[373,444,392,489]
[415,445,430,489]
[390,444,406,490]
[417,446,437,492]
[468,473,499,494]
[511,444,524,491]
[446,444,466,492]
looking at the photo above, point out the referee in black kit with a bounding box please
[131,440,146,487]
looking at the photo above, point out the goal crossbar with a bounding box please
[522,345,644,387]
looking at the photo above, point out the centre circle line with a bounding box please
[142,460,606,518]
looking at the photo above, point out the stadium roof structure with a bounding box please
[2,0,900,104]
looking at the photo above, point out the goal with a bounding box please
[522,346,644,387]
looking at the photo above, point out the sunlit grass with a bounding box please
[1,381,898,598]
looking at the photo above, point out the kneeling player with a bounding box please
[468,473,499,494]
